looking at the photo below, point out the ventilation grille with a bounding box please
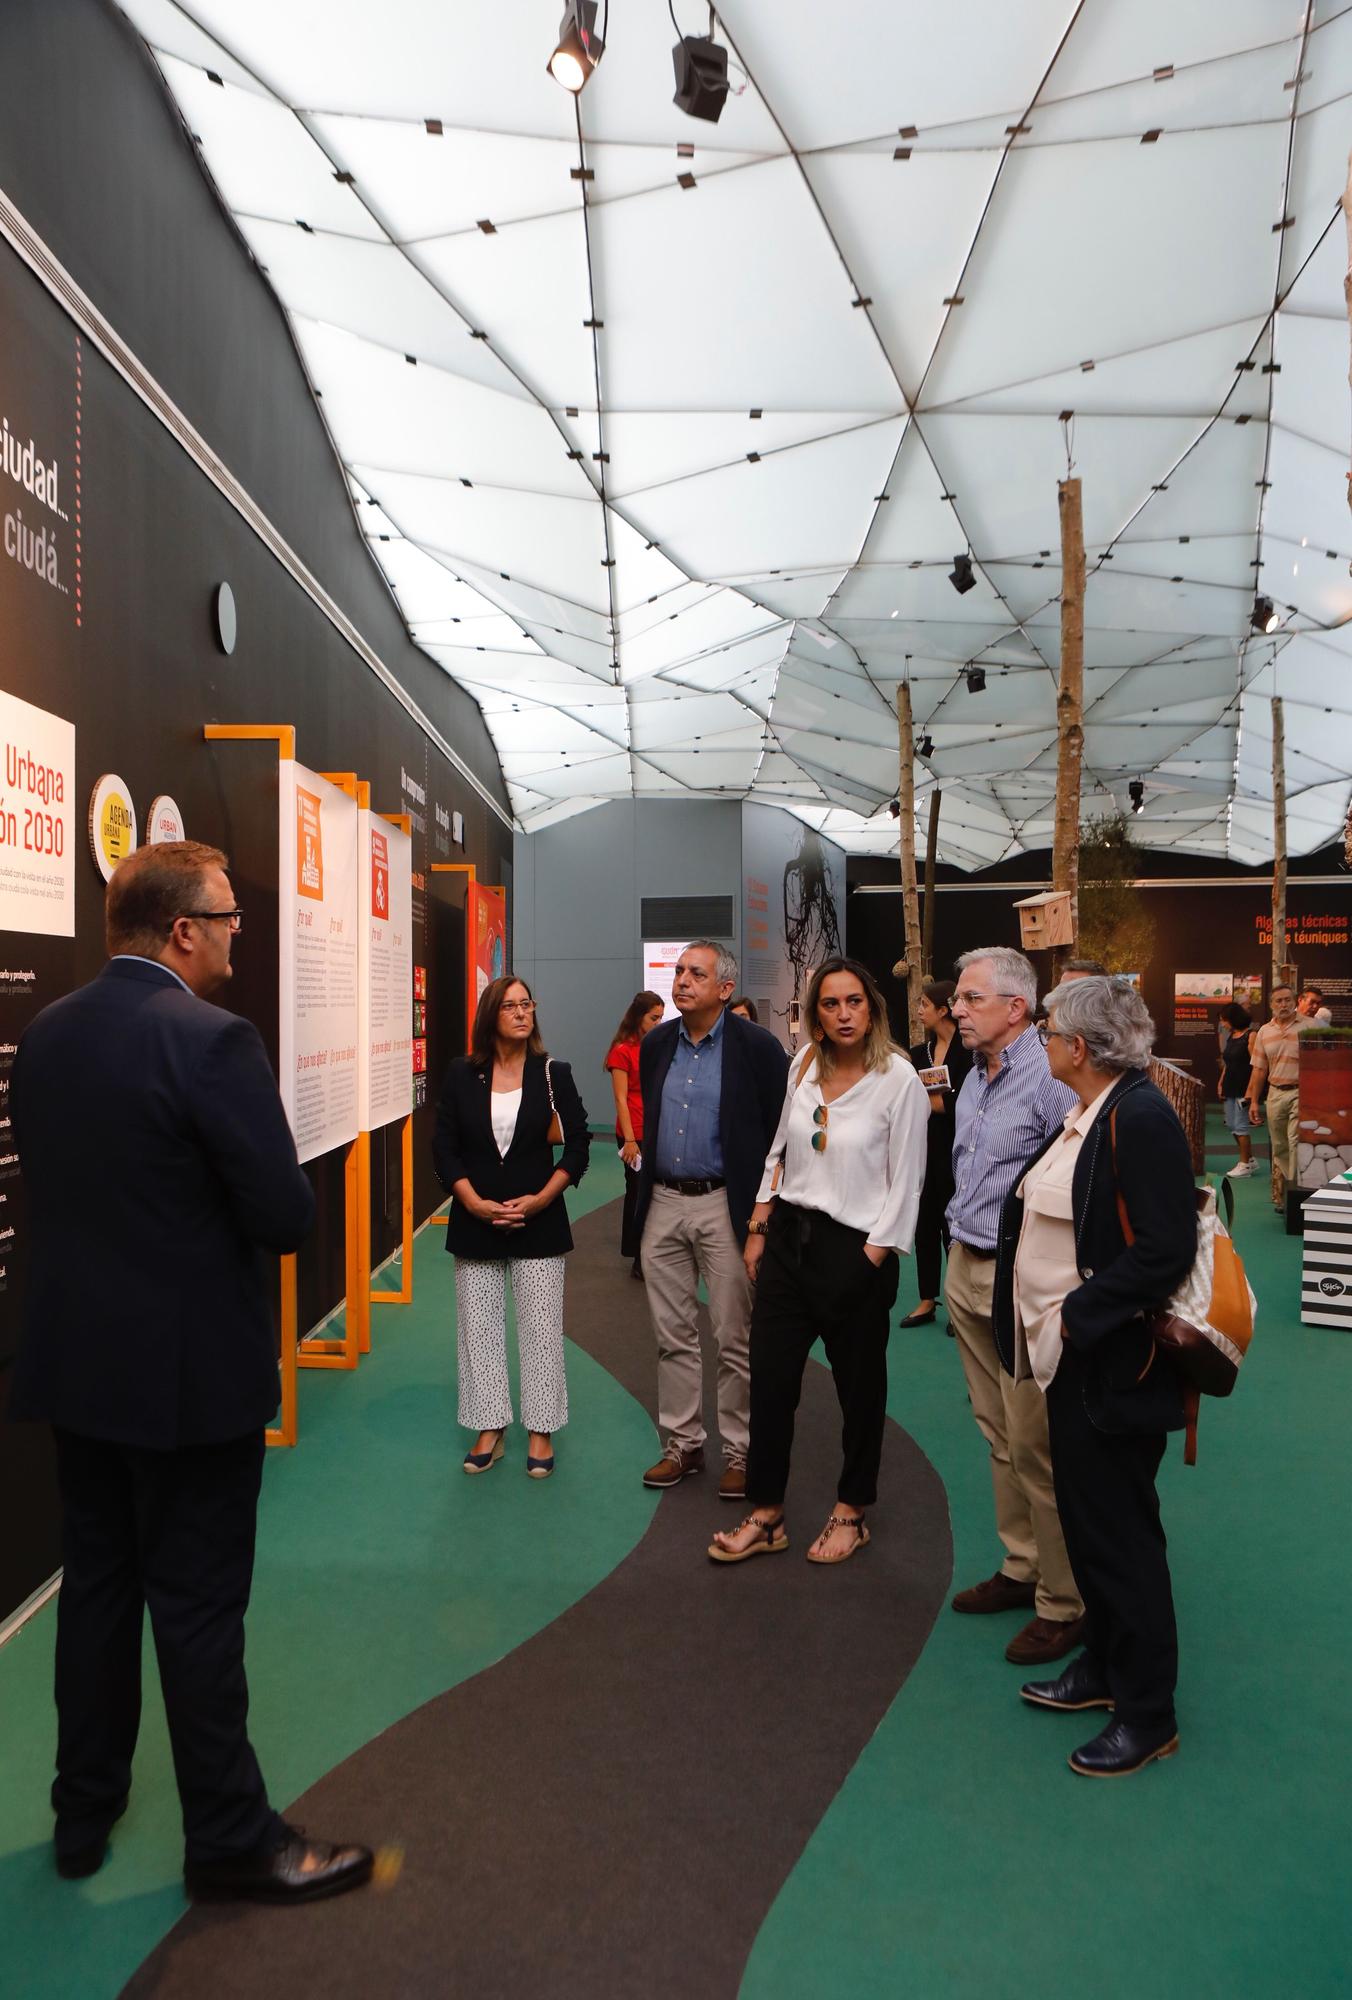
[640,896,734,939]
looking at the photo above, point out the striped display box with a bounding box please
[1301,1183,1352,1329]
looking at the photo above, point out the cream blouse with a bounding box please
[1012,1083,1113,1388]
[756,1049,929,1254]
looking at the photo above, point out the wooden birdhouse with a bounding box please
[1013,890,1074,952]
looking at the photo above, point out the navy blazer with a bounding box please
[992,1071,1197,1433]
[635,1011,790,1245]
[9,957,314,1450]
[433,1051,589,1259]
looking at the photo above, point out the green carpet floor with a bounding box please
[3,1121,1349,1996]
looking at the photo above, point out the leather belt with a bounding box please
[953,1240,997,1259]
[657,1176,726,1196]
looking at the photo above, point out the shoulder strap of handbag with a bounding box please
[1108,1106,1202,1464]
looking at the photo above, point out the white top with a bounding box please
[1012,1083,1113,1388]
[491,1087,522,1159]
[756,1049,930,1254]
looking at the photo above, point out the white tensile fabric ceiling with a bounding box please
[116,0,1352,869]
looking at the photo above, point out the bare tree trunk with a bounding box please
[1051,477,1085,981]
[896,682,923,1044]
[1343,153,1352,864]
[1271,695,1288,987]
[922,789,941,979]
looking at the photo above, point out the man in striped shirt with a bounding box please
[944,946,1083,1668]
[1247,984,1302,1208]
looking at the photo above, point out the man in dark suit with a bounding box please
[635,942,789,1497]
[10,840,371,1900]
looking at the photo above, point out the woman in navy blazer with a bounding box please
[433,976,588,1478]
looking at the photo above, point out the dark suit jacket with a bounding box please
[992,1071,1197,1434]
[634,1011,790,1246]
[9,957,314,1450]
[433,1051,589,1259]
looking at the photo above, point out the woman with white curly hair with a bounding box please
[991,975,1197,1779]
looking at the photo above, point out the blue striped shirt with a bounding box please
[652,1008,726,1181]
[946,1027,1079,1250]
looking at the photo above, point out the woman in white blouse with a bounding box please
[708,957,929,1566]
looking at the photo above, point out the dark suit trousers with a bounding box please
[51,1427,277,1864]
[1045,1348,1178,1728]
[914,1133,954,1301]
[746,1202,900,1509]
[619,1160,643,1262]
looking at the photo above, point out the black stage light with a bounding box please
[548,1,604,92]
[918,734,934,758]
[1129,778,1144,815]
[1250,594,1278,634]
[672,34,729,122]
[887,797,901,819]
[949,552,976,595]
[965,666,986,694]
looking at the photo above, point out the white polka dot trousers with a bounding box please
[454,1255,569,1433]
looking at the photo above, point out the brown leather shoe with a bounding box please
[951,1571,1037,1615]
[1005,1614,1086,1666]
[642,1445,705,1489]
[718,1462,747,1501]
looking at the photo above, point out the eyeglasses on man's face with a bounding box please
[952,987,1018,1009]
[180,908,243,934]
[499,998,536,1016]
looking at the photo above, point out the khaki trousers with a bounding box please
[1266,1084,1300,1188]
[642,1187,751,1462]
[944,1242,1082,1623]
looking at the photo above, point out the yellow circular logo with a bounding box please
[88,774,138,882]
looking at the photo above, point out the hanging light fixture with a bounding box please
[1129,778,1144,815]
[918,734,935,758]
[949,553,976,595]
[887,798,901,819]
[965,665,986,694]
[672,34,729,121]
[1250,594,1278,635]
[548,1,604,92]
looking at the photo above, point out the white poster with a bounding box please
[278,760,361,1163]
[359,809,413,1131]
[642,940,689,1023]
[0,686,75,936]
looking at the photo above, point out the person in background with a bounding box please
[10,841,370,1901]
[433,976,589,1478]
[728,996,759,1022]
[904,978,971,1327]
[1002,977,1196,1778]
[634,942,789,1498]
[1298,987,1333,1028]
[1246,984,1301,1211]
[709,958,928,1565]
[1062,958,1108,979]
[605,990,665,1279]
[1217,1003,1256,1179]
[945,946,1085,1669]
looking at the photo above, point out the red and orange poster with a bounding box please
[296,784,324,900]
[466,881,507,1049]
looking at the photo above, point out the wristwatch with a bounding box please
[747,1218,769,1236]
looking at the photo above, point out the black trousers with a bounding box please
[745,1202,900,1509]
[1045,1349,1178,1728]
[619,1159,643,1261]
[51,1426,278,1864]
[913,1136,954,1301]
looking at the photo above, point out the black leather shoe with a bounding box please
[900,1304,936,1327]
[1020,1653,1113,1713]
[185,1822,374,1903]
[55,1800,127,1879]
[1069,1717,1179,1778]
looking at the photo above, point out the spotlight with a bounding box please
[548,1,603,93]
[672,34,729,122]
[949,553,976,595]
[1250,594,1278,635]
[887,798,901,819]
[918,734,934,758]
[1129,778,1144,815]
[965,666,986,694]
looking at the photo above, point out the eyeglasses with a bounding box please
[952,989,1019,1008]
[811,1103,829,1154]
[180,908,243,933]
[1037,1026,1074,1046]
[500,999,536,1015]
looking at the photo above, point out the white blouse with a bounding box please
[491,1087,522,1160]
[756,1049,930,1254]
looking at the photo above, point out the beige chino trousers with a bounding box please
[1265,1084,1300,1189]
[944,1241,1082,1623]
[642,1186,751,1462]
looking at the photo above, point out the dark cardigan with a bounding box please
[992,1071,1197,1434]
[432,1051,589,1259]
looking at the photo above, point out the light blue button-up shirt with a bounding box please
[652,1008,726,1181]
[946,1026,1078,1250]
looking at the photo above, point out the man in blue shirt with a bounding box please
[945,946,1085,1669]
[634,942,789,1497]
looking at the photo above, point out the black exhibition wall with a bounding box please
[0,0,514,1621]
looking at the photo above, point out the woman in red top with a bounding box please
[605,990,664,1277]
